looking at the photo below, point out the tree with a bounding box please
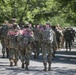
[0,0,76,27]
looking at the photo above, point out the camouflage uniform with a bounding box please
[64,28,73,51]
[7,24,20,66]
[32,28,42,58]
[1,38,6,57]
[41,28,57,71]
[0,25,9,58]
[19,42,31,69]
[17,28,34,69]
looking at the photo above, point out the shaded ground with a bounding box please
[53,51,76,64]
[0,38,76,75]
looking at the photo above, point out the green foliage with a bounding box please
[0,0,76,27]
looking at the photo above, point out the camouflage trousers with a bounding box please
[19,45,31,65]
[41,43,53,63]
[1,38,6,54]
[32,41,41,55]
[9,48,19,63]
[20,53,30,65]
[65,40,72,51]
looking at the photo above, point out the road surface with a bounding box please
[0,41,76,75]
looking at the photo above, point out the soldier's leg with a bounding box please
[9,48,14,66]
[47,55,52,71]
[73,37,74,42]
[61,37,64,48]
[37,41,41,57]
[69,41,71,51]
[20,54,25,68]
[34,41,39,58]
[33,48,37,59]
[2,46,6,58]
[65,40,68,51]
[58,41,59,48]
[47,46,53,71]
[6,47,9,58]
[42,45,47,71]
[32,41,38,59]
[13,50,19,66]
[1,39,5,58]
[1,40,6,58]
[43,62,47,71]
[37,48,39,57]
[25,54,30,70]
[52,46,56,59]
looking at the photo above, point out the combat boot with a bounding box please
[34,54,37,59]
[22,62,24,68]
[43,62,47,71]
[10,60,13,66]
[2,53,5,58]
[14,62,17,66]
[25,61,29,70]
[48,63,51,71]
[10,62,13,66]
[25,64,29,70]
[6,48,9,58]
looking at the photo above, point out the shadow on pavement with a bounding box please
[30,50,76,65]
[53,51,76,64]
[4,66,76,75]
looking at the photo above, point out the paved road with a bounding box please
[0,41,76,75]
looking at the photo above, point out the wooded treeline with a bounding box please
[0,0,76,27]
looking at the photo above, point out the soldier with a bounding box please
[11,18,20,29]
[71,28,75,42]
[32,25,43,59]
[52,25,61,50]
[41,24,57,71]
[28,23,33,30]
[0,20,9,58]
[64,28,73,51]
[7,23,20,66]
[17,25,34,69]
[18,22,25,29]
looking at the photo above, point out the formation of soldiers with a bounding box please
[0,19,75,71]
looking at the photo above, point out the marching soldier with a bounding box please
[17,25,34,69]
[41,24,57,71]
[64,28,73,51]
[7,22,20,66]
[0,20,9,58]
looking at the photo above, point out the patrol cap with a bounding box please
[11,18,17,23]
[12,18,17,21]
[65,28,71,31]
[13,23,18,28]
[25,22,29,26]
[13,23,18,26]
[46,22,50,25]
[24,25,29,28]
